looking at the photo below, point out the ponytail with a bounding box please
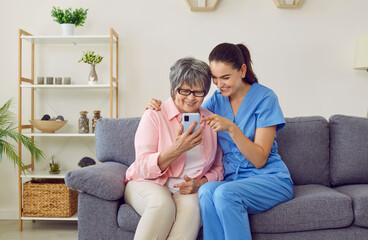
[209,43,258,84]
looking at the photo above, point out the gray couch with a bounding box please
[65,115,368,240]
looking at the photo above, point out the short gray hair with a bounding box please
[169,57,211,98]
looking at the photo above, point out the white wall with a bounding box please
[1,0,368,219]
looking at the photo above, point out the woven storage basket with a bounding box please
[23,179,78,218]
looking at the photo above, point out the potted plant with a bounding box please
[49,155,60,174]
[0,99,43,172]
[78,51,103,85]
[51,6,88,36]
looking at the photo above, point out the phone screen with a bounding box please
[182,113,200,134]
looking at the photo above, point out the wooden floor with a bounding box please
[0,220,78,240]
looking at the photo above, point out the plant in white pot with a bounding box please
[51,6,88,36]
[79,51,104,85]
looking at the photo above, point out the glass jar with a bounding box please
[92,110,102,133]
[78,111,89,133]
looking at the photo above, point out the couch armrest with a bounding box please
[65,162,128,201]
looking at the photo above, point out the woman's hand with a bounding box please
[203,114,236,133]
[173,175,208,194]
[146,98,162,111]
[158,122,203,171]
[204,114,276,169]
[173,122,203,154]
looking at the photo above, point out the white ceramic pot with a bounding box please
[61,23,75,36]
[285,0,295,5]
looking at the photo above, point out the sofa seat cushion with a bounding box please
[249,184,353,233]
[117,204,140,232]
[334,184,368,228]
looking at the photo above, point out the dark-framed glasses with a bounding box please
[177,88,206,97]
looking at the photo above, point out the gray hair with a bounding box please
[169,57,211,98]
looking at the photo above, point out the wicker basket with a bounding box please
[23,179,78,218]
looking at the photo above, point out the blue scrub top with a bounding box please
[202,83,292,182]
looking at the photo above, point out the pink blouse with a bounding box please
[125,98,224,185]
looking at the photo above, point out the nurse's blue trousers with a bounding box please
[198,173,293,240]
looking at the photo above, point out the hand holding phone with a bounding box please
[182,113,200,134]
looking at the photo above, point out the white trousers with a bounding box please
[124,181,201,240]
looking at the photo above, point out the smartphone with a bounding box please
[182,113,200,134]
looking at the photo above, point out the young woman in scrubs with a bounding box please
[147,42,293,240]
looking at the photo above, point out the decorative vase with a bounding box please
[61,23,75,36]
[285,0,295,5]
[88,64,98,85]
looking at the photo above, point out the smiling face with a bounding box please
[210,61,247,98]
[174,82,205,113]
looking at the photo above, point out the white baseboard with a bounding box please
[0,210,18,220]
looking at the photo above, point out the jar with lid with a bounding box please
[79,111,89,133]
[92,110,102,133]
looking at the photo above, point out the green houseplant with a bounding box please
[49,155,60,174]
[51,6,88,36]
[79,51,103,85]
[0,99,43,171]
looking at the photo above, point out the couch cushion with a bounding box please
[65,162,128,201]
[249,184,353,233]
[95,118,141,166]
[252,226,368,240]
[117,203,140,232]
[277,116,330,186]
[334,184,368,228]
[329,115,368,186]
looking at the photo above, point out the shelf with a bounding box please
[20,84,114,89]
[21,212,78,221]
[21,35,115,45]
[21,170,68,179]
[23,133,95,137]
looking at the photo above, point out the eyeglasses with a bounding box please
[177,88,206,97]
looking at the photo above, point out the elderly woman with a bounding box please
[124,57,224,240]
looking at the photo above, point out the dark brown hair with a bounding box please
[209,43,258,84]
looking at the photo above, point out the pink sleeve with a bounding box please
[133,110,168,179]
[204,145,224,182]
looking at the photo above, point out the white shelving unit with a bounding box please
[17,28,119,231]
[21,170,69,179]
[21,35,113,44]
[20,84,114,89]
[21,213,78,221]
[23,133,95,137]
